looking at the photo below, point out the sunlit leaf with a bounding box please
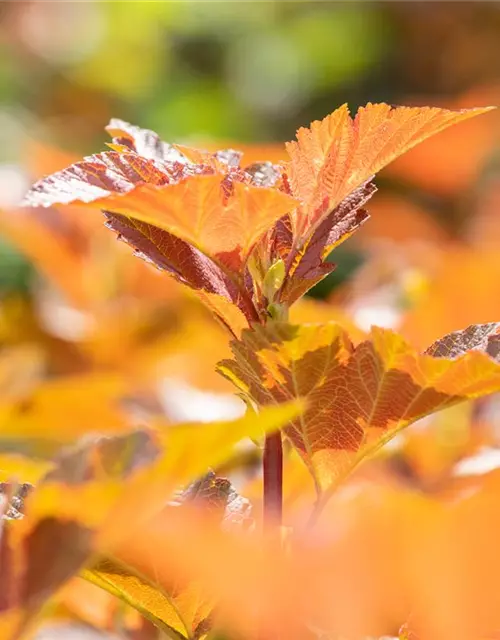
[23,142,296,275]
[285,103,494,238]
[83,557,211,640]
[95,175,297,272]
[105,118,187,163]
[23,143,298,332]
[280,181,374,304]
[23,151,174,208]
[218,322,500,496]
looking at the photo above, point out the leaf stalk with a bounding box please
[263,431,283,531]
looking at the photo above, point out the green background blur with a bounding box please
[2,2,499,154]
[0,1,499,295]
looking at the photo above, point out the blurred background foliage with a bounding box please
[0,0,499,297]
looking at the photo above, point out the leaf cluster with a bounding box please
[0,102,498,640]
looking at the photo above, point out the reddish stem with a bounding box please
[263,431,283,530]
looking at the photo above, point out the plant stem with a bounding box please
[263,430,283,531]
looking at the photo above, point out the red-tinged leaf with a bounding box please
[268,213,294,263]
[90,174,297,272]
[105,118,188,163]
[218,322,500,496]
[280,181,375,305]
[425,322,500,360]
[24,139,296,275]
[171,470,253,530]
[103,211,258,333]
[22,151,180,208]
[285,103,495,238]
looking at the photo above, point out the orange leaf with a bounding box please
[218,322,500,496]
[285,103,494,238]
[96,175,297,272]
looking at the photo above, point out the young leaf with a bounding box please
[23,143,297,332]
[23,141,296,274]
[270,105,493,310]
[279,181,375,305]
[93,175,297,272]
[218,322,500,496]
[285,103,495,239]
[103,211,257,334]
[24,106,493,331]
[23,151,176,208]
[105,118,187,162]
